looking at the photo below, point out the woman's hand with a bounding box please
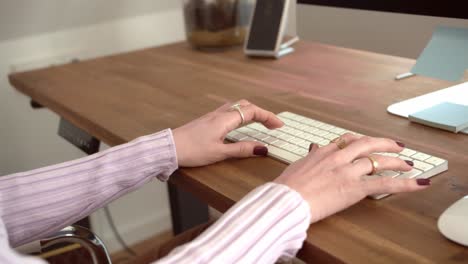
[172,100,283,167]
[275,134,431,223]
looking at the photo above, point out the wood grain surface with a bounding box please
[9,41,468,263]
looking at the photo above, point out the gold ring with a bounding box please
[230,103,245,125]
[331,136,347,149]
[367,156,379,175]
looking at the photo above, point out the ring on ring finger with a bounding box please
[367,156,379,175]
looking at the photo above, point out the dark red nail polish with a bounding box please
[405,160,414,166]
[396,141,405,148]
[309,143,315,152]
[416,179,431,186]
[253,146,268,156]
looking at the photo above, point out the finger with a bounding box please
[363,177,431,195]
[226,104,284,131]
[223,141,268,159]
[215,99,251,112]
[309,143,319,153]
[343,155,413,178]
[313,133,361,157]
[338,136,405,163]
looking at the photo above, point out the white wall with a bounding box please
[297,4,468,59]
[0,1,185,253]
[0,0,178,42]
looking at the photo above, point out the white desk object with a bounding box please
[388,82,468,134]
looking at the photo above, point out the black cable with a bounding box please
[103,206,138,257]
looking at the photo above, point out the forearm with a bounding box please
[157,183,311,264]
[0,129,178,247]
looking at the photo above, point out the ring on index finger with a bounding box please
[331,136,347,150]
[230,103,245,125]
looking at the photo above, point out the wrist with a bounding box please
[170,128,184,168]
[272,182,312,221]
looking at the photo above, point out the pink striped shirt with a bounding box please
[0,129,310,263]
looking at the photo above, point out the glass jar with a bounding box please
[183,0,254,49]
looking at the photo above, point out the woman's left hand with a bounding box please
[172,100,284,167]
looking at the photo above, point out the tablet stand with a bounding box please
[275,36,299,58]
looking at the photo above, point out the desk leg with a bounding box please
[57,118,101,229]
[168,178,209,235]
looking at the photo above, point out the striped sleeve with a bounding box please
[157,182,311,264]
[0,129,178,248]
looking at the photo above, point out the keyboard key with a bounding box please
[295,124,309,130]
[411,152,431,161]
[314,122,326,128]
[266,130,283,137]
[295,132,311,140]
[318,139,330,146]
[324,133,339,140]
[278,134,293,141]
[227,131,246,141]
[242,129,260,137]
[263,137,278,144]
[289,137,305,145]
[283,143,299,152]
[281,126,295,134]
[290,115,305,121]
[313,129,329,137]
[412,160,434,172]
[290,129,304,136]
[278,112,295,118]
[397,155,413,161]
[306,128,320,134]
[309,136,323,143]
[330,127,346,135]
[292,147,309,156]
[248,123,267,131]
[320,124,334,131]
[267,145,302,163]
[303,119,319,126]
[272,140,288,148]
[288,120,300,128]
[300,133,313,140]
[425,156,446,166]
[379,171,401,178]
[298,140,312,149]
[400,148,417,157]
[240,136,257,142]
[254,133,270,140]
[381,152,399,158]
[237,126,252,133]
[398,169,422,179]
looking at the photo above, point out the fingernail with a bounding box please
[309,143,315,152]
[405,160,414,166]
[396,141,405,148]
[416,179,431,186]
[253,146,268,156]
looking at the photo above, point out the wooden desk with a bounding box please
[9,41,468,263]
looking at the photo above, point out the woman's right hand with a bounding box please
[274,134,431,224]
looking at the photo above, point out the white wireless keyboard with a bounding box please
[226,112,448,199]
